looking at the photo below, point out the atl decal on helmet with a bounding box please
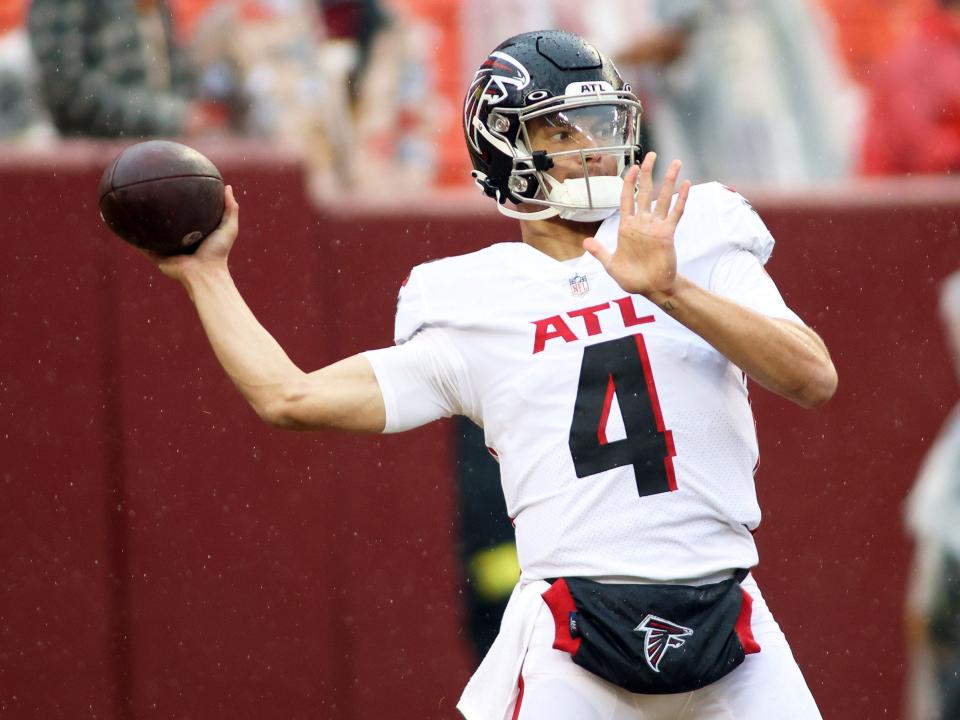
[564,81,614,96]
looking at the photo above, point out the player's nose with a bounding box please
[580,141,604,164]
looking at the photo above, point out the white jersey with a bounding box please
[364,182,802,583]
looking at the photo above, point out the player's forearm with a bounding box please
[648,276,838,408]
[180,265,306,423]
[179,266,387,433]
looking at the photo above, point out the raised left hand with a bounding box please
[583,152,690,299]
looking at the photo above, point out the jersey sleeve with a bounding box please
[710,249,803,324]
[363,265,472,433]
[715,184,775,264]
[703,183,802,322]
[363,328,470,433]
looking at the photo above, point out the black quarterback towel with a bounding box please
[541,574,760,694]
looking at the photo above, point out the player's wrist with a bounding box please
[178,261,233,296]
[644,275,693,313]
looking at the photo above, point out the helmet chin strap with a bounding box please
[472,170,561,220]
[495,198,560,221]
[480,172,624,223]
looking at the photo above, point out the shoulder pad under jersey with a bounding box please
[675,182,775,266]
[393,244,516,344]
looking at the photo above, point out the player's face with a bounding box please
[525,104,634,182]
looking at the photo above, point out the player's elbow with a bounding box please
[254,396,297,429]
[257,402,303,430]
[255,381,325,431]
[791,362,838,410]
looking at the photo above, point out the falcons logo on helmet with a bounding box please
[464,50,530,153]
[634,615,694,673]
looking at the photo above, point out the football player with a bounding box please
[143,30,836,720]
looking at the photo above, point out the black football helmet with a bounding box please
[463,30,642,222]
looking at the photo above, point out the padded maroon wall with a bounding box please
[2,142,959,719]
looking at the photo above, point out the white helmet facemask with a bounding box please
[480,93,641,222]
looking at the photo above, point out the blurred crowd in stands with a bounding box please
[2,0,960,191]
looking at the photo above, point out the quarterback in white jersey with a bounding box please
[367,180,798,585]
[140,29,837,720]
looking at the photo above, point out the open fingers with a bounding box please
[655,160,682,218]
[633,152,657,214]
[619,164,640,217]
[668,179,691,225]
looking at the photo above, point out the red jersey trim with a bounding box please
[510,675,525,720]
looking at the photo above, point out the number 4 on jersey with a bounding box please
[568,335,677,498]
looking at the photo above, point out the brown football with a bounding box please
[98,140,225,255]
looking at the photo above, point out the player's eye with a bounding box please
[549,127,576,142]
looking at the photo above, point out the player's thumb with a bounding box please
[583,236,611,269]
[222,185,239,225]
[213,185,239,239]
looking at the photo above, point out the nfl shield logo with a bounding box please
[568,273,590,296]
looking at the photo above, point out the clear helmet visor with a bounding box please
[515,101,641,221]
[524,103,638,173]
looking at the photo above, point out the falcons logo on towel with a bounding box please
[635,615,694,673]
